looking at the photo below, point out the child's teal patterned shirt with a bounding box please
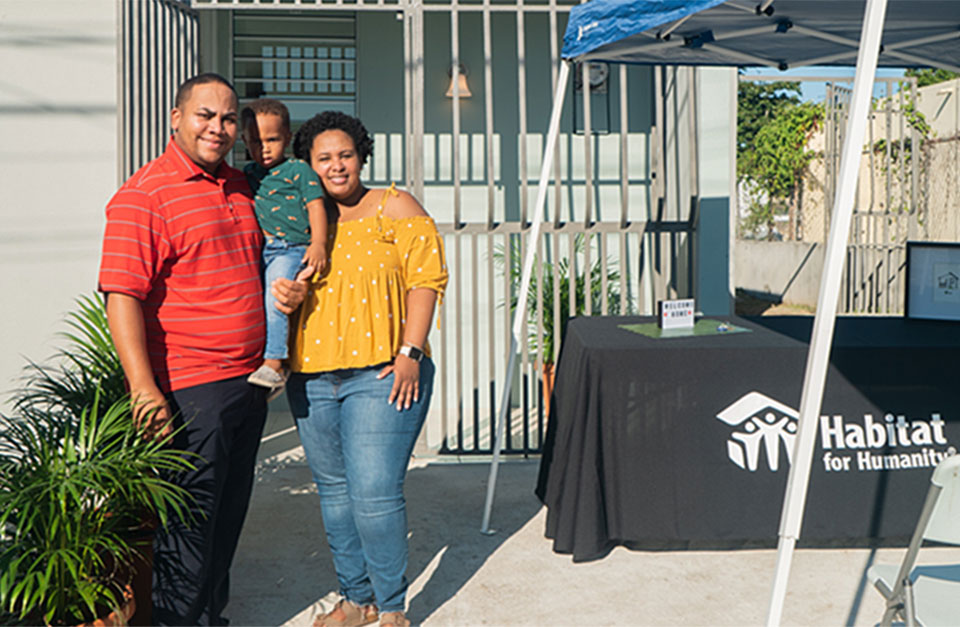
[244,158,324,245]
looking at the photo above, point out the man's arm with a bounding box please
[106,292,171,438]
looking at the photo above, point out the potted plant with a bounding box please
[13,294,127,417]
[0,295,194,626]
[496,234,633,417]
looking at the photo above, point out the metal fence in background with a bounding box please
[840,78,923,314]
[424,63,697,456]
[118,0,199,182]
[739,75,925,316]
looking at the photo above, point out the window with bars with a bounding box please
[233,11,357,162]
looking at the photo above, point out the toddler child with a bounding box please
[242,98,327,393]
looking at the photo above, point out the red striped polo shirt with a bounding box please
[99,139,265,392]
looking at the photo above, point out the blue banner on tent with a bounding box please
[562,0,728,60]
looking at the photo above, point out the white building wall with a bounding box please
[0,0,117,410]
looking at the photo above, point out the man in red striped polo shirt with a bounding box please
[99,73,305,626]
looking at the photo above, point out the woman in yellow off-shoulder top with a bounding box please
[282,111,447,627]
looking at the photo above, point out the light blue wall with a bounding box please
[696,68,736,315]
[356,12,405,135]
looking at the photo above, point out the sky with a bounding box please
[741,66,907,102]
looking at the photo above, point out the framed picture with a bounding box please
[905,241,960,321]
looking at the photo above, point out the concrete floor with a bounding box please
[225,407,960,626]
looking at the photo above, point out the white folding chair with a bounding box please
[867,454,960,627]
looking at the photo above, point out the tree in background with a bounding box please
[737,80,823,240]
[904,68,959,88]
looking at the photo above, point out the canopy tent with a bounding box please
[479,1,960,625]
[564,0,960,70]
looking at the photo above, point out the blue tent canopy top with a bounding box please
[563,0,960,72]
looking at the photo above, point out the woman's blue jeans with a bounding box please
[262,238,306,360]
[287,359,435,613]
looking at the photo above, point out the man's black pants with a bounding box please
[152,375,268,626]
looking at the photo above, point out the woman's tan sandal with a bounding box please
[313,599,379,627]
[379,611,410,627]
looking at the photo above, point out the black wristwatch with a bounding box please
[398,344,425,363]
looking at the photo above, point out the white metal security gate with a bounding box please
[118,0,199,181]
[118,0,701,456]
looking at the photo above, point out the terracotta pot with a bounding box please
[126,518,156,627]
[87,513,155,627]
[77,585,136,627]
[541,362,556,421]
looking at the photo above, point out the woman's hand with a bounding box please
[271,265,314,314]
[378,354,420,410]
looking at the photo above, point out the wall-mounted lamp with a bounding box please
[445,64,472,98]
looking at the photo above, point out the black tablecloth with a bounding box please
[535,315,960,561]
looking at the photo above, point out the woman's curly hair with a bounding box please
[293,111,374,166]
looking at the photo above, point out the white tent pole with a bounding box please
[481,59,571,534]
[765,0,889,624]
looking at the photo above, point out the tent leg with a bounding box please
[767,536,796,625]
[480,60,571,534]
[765,0,889,624]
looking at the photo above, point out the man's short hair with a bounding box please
[240,98,291,134]
[174,73,238,109]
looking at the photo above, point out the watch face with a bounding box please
[401,345,424,361]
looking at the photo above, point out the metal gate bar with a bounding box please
[184,0,696,456]
[120,0,198,181]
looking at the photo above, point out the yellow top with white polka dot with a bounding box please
[289,193,448,374]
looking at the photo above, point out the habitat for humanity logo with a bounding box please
[717,391,956,474]
[716,392,798,472]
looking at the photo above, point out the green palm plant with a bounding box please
[495,234,633,364]
[0,293,195,625]
[0,393,194,625]
[13,293,126,416]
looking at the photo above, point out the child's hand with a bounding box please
[303,243,327,276]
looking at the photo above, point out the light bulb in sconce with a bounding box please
[445,64,472,98]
